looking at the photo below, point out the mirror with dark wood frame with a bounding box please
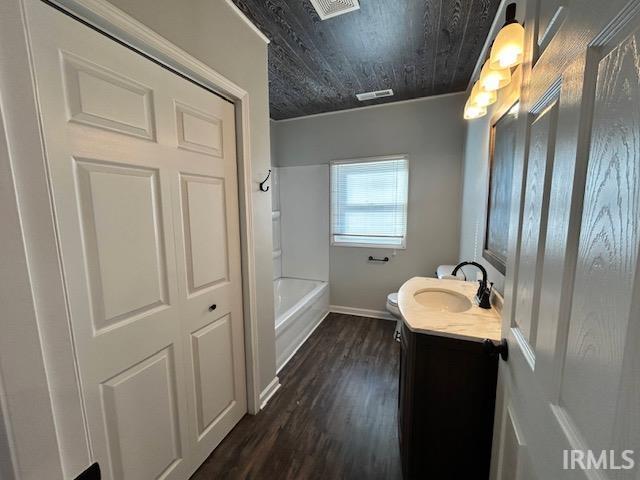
[483,103,519,275]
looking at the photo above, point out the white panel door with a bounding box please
[492,0,640,478]
[23,1,246,478]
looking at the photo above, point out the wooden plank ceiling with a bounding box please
[231,0,500,120]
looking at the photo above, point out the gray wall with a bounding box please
[272,93,467,312]
[108,0,276,391]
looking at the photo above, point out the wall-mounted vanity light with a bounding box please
[464,97,487,120]
[464,2,523,120]
[479,61,511,92]
[470,82,497,108]
[489,3,524,70]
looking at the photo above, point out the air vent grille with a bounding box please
[309,0,360,20]
[356,89,394,101]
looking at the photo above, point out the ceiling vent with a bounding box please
[309,0,360,20]
[356,89,394,101]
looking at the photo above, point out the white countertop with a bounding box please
[398,277,501,342]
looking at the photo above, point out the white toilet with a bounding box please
[386,292,401,318]
[386,292,402,340]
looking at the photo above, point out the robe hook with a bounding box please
[259,169,272,192]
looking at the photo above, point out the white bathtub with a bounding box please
[274,277,329,372]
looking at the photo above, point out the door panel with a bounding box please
[534,53,595,400]
[536,0,566,55]
[492,364,540,480]
[175,102,223,157]
[181,175,229,292]
[102,347,182,480]
[191,315,236,435]
[62,51,156,140]
[165,70,246,461]
[514,100,558,348]
[560,25,640,455]
[494,0,640,478]
[24,1,246,478]
[75,160,169,328]
[500,406,528,480]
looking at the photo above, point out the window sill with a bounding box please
[331,241,406,250]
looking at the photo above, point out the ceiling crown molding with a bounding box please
[223,0,270,44]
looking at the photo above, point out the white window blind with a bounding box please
[331,156,409,248]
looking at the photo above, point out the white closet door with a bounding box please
[164,56,246,466]
[23,1,246,478]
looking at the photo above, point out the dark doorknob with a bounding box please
[208,304,217,312]
[483,338,508,361]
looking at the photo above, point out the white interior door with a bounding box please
[492,0,640,478]
[23,0,246,478]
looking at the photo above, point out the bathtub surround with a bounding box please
[279,165,330,281]
[274,279,330,371]
[271,93,466,313]
[271,168,282,279]
[271,165,330,371]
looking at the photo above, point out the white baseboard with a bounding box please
[330,305,396,321]
[276,309,330,375]
[259,376,281,410]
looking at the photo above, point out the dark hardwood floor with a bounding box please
[191,313,402,480]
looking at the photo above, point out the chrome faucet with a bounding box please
[451,261,493,309]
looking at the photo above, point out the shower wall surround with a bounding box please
[279,165,329,281]
[271,165,330,371]
[271,168,282,279]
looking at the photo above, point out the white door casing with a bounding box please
[492,0,640,479]
[23,1,247,478]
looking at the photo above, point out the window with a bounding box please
[331,155,409,249]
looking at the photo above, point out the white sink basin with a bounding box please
[413,289,472,313]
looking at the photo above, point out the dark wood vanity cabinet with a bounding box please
[398,323,498,479]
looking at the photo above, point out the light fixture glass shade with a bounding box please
[490,22,525,69]
[479,61,511,91]
[464,97,487,120]
[470,82,497,108]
